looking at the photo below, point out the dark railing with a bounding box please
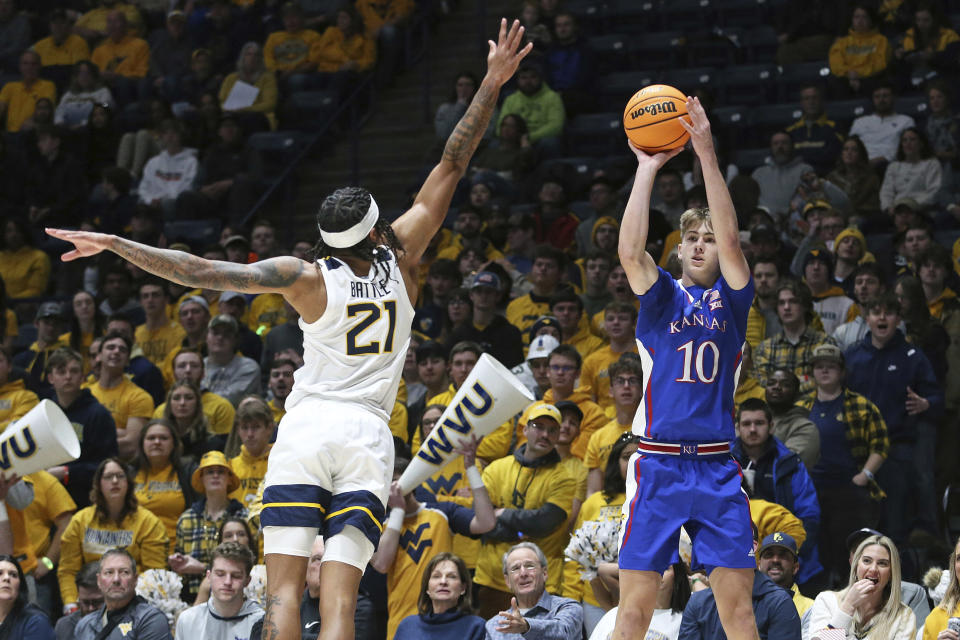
[241,0,494,226]
[240,4,442,227]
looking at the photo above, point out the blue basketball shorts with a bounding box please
[618,451,756,574]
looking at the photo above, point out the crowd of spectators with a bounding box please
[3,0,960,639]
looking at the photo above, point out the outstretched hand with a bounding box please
[486,19,534,86]
[678,96,716,159]
[45,228,113,262]
[496,597,531,633]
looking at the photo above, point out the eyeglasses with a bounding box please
[527,421,559,436]
[102,473,126,482]
[507,561,541,574]
[549,364,576,373]
[612,376,642,387]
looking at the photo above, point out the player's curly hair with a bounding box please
[309,187,406,290]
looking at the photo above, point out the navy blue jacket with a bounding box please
[844,331,943,441]
[394,610,486,640]
[1,604,56,640]
[126,355,164,406]
[56,389,119,508]
[679,571,800,640]
[732,437,823,582]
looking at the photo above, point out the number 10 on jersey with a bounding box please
[675,340,719,384]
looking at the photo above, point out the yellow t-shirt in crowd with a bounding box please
[23,470,77,559]
[269,398,285,425]
[567,323,606,361]
[387,506,456,640]
[580,344,638,411]
[91,35,150,78]
[506,293,551,344]
[134,464,186,554]
[420,455,479,568]
[3,309,15,341]
[248,293,286,335]
[0,79,57,132]
[229,444,272,510]
[57,505,168,604]
[84,377,154,429]
[0,378,38,430]
[135,322,187,367]
[584,420,632,472]
[474,453,575,594]
[75,5,144,36]
[561,490,624,605]
[559,454,588,505]
[154,390,234,435]
[263,29,323,72]
[32,34,90,66]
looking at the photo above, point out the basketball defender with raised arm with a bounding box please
[46,20,532,640]
[612,98,760,640]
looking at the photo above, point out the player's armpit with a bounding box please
[620,252,660,296]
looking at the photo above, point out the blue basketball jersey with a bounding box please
[633,267,754,442]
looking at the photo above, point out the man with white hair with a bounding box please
[485,541,581,639]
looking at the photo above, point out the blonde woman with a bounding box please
[807,534,915,639]
[921,536,960,640]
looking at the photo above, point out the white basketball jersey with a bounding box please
[286,249,414,422]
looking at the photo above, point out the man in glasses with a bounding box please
[536,344,607,460]
[473,403,575,620]
[54,562,102,640]
[486,541,581,639]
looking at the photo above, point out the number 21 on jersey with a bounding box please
[675,339,719,383]
[346,301,398,355]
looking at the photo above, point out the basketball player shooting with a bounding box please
[612,97,760,640]
[46,19,532,640]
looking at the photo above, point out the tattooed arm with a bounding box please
[44,230,314,296]
[391,19,532,269]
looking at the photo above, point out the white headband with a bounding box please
[319,195,380,248]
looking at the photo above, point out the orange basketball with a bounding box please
[623,84,690,153]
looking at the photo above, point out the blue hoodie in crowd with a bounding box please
[844,330,943,441]
[679,570,800,640]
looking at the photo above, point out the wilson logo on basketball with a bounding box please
[630,100,678,120]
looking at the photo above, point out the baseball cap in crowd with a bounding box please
[223,235,250,249]
[471,271,501,291]
[179,295,210,313]
[802,248,833,272]
[35,301,64,321]
[810,343,844,366]
[208,314,239,334]
[554,400,583,423]
[846,527,883,553]
[893,197,919,211]
[167,9,187,21]
[526,402,561,425]
[758,532,798,559]
[528,315,560,342]
[219,291,247,306]
[191,451,240,493]
[527,334,559,361]
[415,340,447,364]
[802,200,832,218]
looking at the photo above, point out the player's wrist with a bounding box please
[386,508,405,532]
[465,466,484,490]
